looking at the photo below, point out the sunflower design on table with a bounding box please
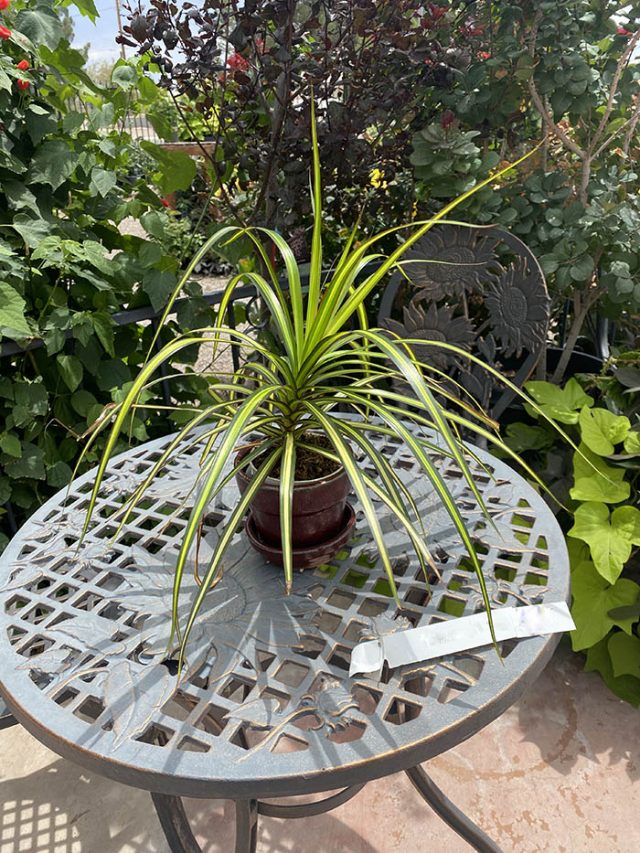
[399,225,499,300]
[23,535,322,748]
[485,257,549,358]
[383,297,475,372]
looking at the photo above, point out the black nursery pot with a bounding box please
[234,447,354,569]
[545,346,605,377]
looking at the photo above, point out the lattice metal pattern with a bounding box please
[0,423,569,798]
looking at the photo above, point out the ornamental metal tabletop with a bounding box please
[0,423,569,800]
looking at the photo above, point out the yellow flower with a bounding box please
[370,168,388,190]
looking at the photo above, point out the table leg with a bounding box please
[235,799,258,853]
[151,793,259,852]
[151,792,202,853]
[0,697,17,730]
[406,765,501,853]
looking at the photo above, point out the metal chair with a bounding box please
[377,224,549,419]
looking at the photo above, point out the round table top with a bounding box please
[0,422,569,799]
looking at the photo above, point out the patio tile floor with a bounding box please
[1,641,638,852]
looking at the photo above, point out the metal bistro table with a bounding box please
[0,424,569,852]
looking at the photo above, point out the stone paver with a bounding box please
[1,642,638,852]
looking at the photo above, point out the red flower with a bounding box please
[422,4,447,29]
[477,51,491,60]
[160,198,170,208]
[0,25,11,40]
[227,52,249,72]
[429,4,447,20]
[617,26,632,37]
[17,79,29,91]
[440,109,456,130]
[16,59,29,71]
[0,0,11,10]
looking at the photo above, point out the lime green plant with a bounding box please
[506,377,640,705]
[81,117,561,669]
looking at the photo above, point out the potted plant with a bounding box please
[81,115,564,669]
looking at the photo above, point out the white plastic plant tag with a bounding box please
[349,602,575,677]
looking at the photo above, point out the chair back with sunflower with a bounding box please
[378,224,549,420]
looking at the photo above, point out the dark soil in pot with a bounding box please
[235,434,353,567]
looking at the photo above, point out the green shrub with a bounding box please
[0,1,213,549]
[505,370,640,705]
[409,1,640,378]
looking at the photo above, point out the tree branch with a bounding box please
[623,94,640,155]
[526,10,586,161]
[591,30,640,150]
[528,77,587,160]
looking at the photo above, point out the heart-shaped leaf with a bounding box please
[568,502,640,583]
[578,406,629,456]
[570,559,640,650]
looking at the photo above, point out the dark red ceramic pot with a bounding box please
[235,446,352,552]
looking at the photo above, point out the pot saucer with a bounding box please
[245,503,356,570]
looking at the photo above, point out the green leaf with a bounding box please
[623,431,640,455]
[525,378,592,424]
[142,269,177,312]
[571,558,640,649]
[0,478,11,505]
[140,141,197,193]
[0,378,12,402]
[608,632,640,679]
[579,406,630,455]
[0,67,11,94]
[147,111,175,142]
[71,389,98,417]
[140,211,165,240]
[111,63,138,91]
[11,215,51,250]
[91,312,115,356]
[16,7,63,49]
[90,167,117,198]
[585,638,640,707]
[4,180,40,215]
[87,103,115,131]
[0,433,21,458]
[97,358,131,392]
[63,111,85,134]
[43,326,65,355]
[504,422,555,453]
[64,0,99,21]
[56,354,83,392]
[30,140,78,190]
[570,254,594,282]
[568,502,640,583]
[26,105,58,146]
[71,313,94,347]
[46,460,72,488]
[0,282,31,339]
[97,138,117,158]
[12,382,48,428]
[569,443,630,504]
[4,443,45,481]
[613,505,640,546]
